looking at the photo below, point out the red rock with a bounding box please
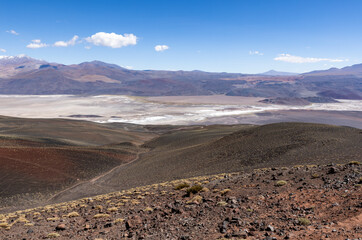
[56,223,66,231]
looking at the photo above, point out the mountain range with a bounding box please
[0,55,361,99]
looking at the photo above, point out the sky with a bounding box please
[1,0,362,73]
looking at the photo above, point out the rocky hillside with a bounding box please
[0,163,360,239]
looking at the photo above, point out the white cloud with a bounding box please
[0,48,6,53]
[84,46,91,50]
[86,32,137,48]
[6,30,19,35]
[53,35,79,47]
[249,50,263,55]
[26,39,48,49]
[274,53,347,63]
[155,45,169,52]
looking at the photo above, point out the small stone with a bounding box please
[219,220,229,233]
[126,216,142,230]
[328,167,337,174]
[55,224,66,231]
[266,225,274,232]
[180,236,190,240]
[104,222,113,228]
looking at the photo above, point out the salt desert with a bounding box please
[0,95,361,127]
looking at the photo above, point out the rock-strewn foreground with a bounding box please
[1,163,361,240]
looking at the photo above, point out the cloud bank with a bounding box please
[26,39,48,49]
[155,45,169,52]
[86,32,137,48]
[274,54,347,63]
[53,35,79,47]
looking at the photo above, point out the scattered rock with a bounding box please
[328,167,338,174]
[55,224,66,231]
[0,164,361,239]
[266,225,275,232]
[125,215,142,230]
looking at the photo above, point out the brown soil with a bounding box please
[0,163,360,239]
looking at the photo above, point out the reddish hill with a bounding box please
[0,116,160,211]
[0,137,141,211]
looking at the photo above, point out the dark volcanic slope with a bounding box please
[51,122,362,203]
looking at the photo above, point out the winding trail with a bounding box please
[47,149,148,202]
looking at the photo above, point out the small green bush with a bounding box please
[220,189,231,196]
[298,218,311,226]
[348,161,360,165]
[217,201,227,206]
[186,185,203,195]
[311,173,320,179]
[47,233,60,238]
[275,180,287,187]
[174,183,190,190]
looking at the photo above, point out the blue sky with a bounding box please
[1,0,362,73]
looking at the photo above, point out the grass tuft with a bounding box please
[65,212,79,218]
[275,180,287,186]
[220,189,231,196]
[298,217,311,226]
[107,207,118,212]
[349,161,360,165]
[186,185,203,195]
[187,195,203,204]
[174,182,190,190]
[114,218,125,224]
[47,232,60,238]
[217,201,228,207]
[311,173,320,179]
[93,213,110,219]
[144,207,153,212]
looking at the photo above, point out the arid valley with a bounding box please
[1,0,362,239]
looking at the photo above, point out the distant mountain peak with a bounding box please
[0,55,47,78]
[0,54,44,64]
[78,60,129,71]
[260,70,299,76]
